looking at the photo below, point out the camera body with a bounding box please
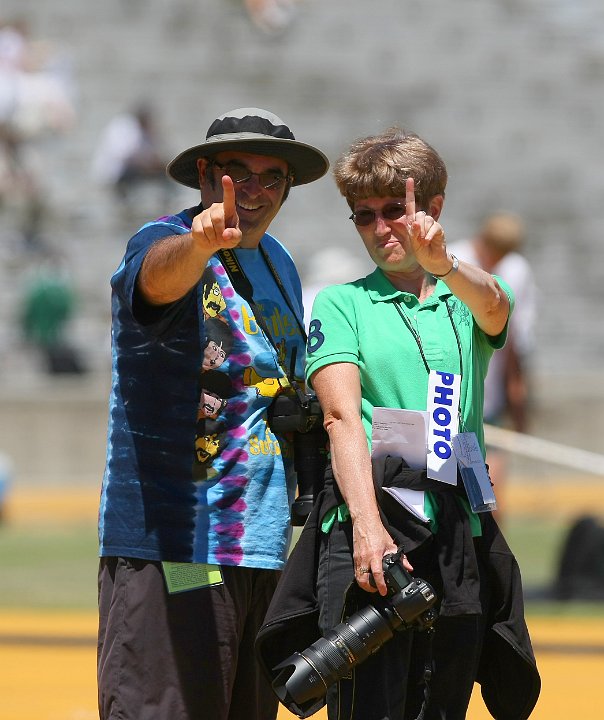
[268,391,328,526]
[381,550,412,595]
[271,551,438,718]
[268,391,323,435]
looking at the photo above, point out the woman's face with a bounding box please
[352,196,419,273]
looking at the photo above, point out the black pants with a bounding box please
[317,521,489,720]
[98,557,280,720]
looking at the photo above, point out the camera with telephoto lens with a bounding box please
[268,388,328,526]
[270,549,438,718]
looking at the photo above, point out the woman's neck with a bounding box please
[383,268,436,301]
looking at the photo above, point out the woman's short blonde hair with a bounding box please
[333,127,447,210]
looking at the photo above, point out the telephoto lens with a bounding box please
[270,553,438,718]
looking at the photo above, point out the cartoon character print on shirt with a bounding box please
[193,262,261,564]
[196,317,235,471]
[242,339,291,399]
[195,432,220,464]
[242,369,290,398]
[202,266,227,319]
[201,316,233,372]
[195,261,303,565]
[197,266,231,454]
[198,389,228,420]
[195,369,236,464]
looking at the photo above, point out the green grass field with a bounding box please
[0,522,98,609]
[0,496,601,617]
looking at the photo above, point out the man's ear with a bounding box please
[196,157,210,187]
[428,194,444,220]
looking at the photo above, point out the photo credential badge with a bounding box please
[426,370,460,485]
[452,432,497,513]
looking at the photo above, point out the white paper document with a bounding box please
[371,407,429,468]
[371,407,430,522]
[381,486,430,522]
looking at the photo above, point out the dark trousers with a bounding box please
[98,557,281,720]
[317,522,489,720]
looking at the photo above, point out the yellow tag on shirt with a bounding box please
[162,562,223,594]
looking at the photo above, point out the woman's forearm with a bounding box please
[441,258,510,336]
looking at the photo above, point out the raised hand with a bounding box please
[405,177,450,276]
[191,175,242,251]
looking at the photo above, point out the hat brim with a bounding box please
[166,134,329,189]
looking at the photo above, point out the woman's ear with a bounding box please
[428,194,444,220]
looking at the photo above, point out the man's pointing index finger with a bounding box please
[221,175,238,229]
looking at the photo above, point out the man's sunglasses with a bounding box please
[349,203,407,227]
[211,160,291,190]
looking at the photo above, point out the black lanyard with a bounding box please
[393,298,464,380]
[217,246,306,378]
[393,297,465,429]
[259,245,308,343]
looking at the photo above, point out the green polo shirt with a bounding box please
[306,268,514,532]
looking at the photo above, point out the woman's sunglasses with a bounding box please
[349,203,406,227]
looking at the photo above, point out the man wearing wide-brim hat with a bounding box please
[97,108,329,720]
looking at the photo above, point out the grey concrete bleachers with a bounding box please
[1,1,603,398]
[1,0,603,489]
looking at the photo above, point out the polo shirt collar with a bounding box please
[364,267,453,304]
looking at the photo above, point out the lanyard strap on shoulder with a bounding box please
[259,245,307,343]
[218,248,277,352]
[217,246,308,343]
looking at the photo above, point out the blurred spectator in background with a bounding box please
[0,450,13,523]
[0,16,76,250]
[91,102,173,217]
[243,0,301,34]
[19,256,86,375]
[451,212,536,520]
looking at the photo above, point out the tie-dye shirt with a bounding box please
[98,206,306,569]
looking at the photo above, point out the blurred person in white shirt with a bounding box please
[451,212,536,521]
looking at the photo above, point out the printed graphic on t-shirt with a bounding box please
[447,298,472,328]
[193,257,302,565]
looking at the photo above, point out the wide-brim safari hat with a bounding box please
[166,107,329,189]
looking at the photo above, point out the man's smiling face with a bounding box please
[198,151,290,248]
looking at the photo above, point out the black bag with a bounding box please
[553,515,604,601]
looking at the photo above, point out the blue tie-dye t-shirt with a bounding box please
[98,207,306,569]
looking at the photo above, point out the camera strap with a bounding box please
[217,247,307,393]
[414,628,435,720]
[260,245,308,341]
[217,247,280,356]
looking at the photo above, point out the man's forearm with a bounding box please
[138,233,214,305]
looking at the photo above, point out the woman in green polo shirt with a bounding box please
[304,128,539,719]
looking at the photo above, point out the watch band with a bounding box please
[432,254,459,279]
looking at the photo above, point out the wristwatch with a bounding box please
[432,254,459,279]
